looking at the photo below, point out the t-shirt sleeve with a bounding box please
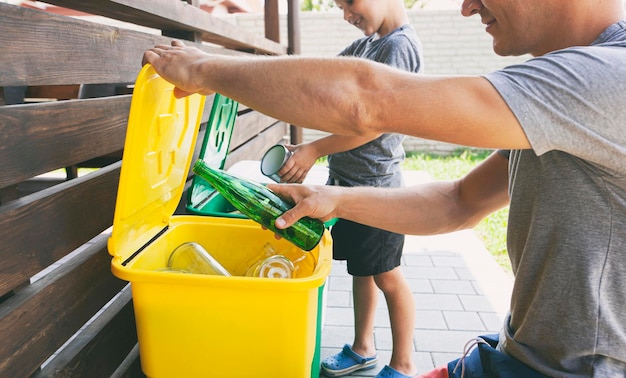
[484,46,626,173]
[375,36,423,73]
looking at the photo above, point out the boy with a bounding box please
[278,1,422,377]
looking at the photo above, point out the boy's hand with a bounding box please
[278,144,319,183]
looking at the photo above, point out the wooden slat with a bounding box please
[0,3,243,87]
[35,286,140,378]
[0,234,128,377]
[229,111,287,152]
[0,97,129,188]
[0,163,120,295]
[225,122,290,168]
[265,0,280,43]
[39,0,286,55]
[110,344,145,378]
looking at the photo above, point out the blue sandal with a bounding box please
[375,365,415,378]
[321,344,378,377]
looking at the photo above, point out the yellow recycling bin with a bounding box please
[108,64,332,378]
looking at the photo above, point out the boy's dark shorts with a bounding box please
[330,218,405,277]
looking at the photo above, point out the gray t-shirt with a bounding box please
[328,25,423,187]
[484,21,626,377]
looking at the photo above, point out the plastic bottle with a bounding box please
[192,160,325,251]
[167,242,232,276]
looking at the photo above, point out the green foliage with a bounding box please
[300,0,336,12]
[300,0,431,12]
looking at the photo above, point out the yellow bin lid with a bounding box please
[108,64,206,262]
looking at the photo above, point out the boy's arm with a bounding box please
[280,134,378,183]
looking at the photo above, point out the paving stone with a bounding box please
[402,266,459,279]
[415,310,447,330]
[415,330,483,353]
[403,254,434,267]
[405,277,433,293]
[479,312,506,332]
[443,310,486,331]
[321,325,355,349]
[459,294,500,312]
[413,293,464,311]
[432,255,466,267]
[431,352,463,368]
[325,306,355,327]
[431,279,476,294]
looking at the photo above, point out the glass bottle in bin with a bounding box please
[192,160,325,251]
[233,243,315,279]
[167,242,232,276]
[281,244,317,278]
[246,255,294,278]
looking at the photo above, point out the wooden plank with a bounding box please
[38,0,286,55]
[287,0,301,55]
[25,85,81,101]
[0,234,128,377]
[0,163,120,295]
[110,344,145,378]
[0,4,243,87]
[0,97,129,188]
[229,111,288,152]
[265,0,280,43]
[225,122,289,168]
[35,286,140,378]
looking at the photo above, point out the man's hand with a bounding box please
[142,40,215,98]
[268,184,341,228]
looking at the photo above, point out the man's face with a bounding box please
[461,0,561,57]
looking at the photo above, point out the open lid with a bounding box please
[108,64,206,261]
[186,94,239,215]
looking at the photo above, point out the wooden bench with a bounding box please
[0,1,299,376]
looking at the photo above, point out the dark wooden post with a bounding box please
[286,0,302,144]
[265,0,280,43]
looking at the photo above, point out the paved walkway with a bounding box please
[318,170,514,377]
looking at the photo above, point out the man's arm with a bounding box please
[270,151,510,235]
[143,41,529,151]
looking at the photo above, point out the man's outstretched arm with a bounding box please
[143,41,529,151]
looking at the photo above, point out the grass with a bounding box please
[401,149,512,274]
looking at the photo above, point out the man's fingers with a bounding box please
[173,87,193,98]
[142,51,155,66]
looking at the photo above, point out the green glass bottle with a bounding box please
[192,160,325,251]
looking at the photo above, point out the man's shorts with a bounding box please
[331,218,405,277]
[417,334,547,378]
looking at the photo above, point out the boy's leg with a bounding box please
[351,275,378,358]
[375,267,417,376]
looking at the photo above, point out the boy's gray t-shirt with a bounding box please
[329,25,423,187]
[484,21,626,377]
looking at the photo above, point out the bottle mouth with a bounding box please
[261,145,290,180]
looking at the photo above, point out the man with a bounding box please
[143,0,626,376]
